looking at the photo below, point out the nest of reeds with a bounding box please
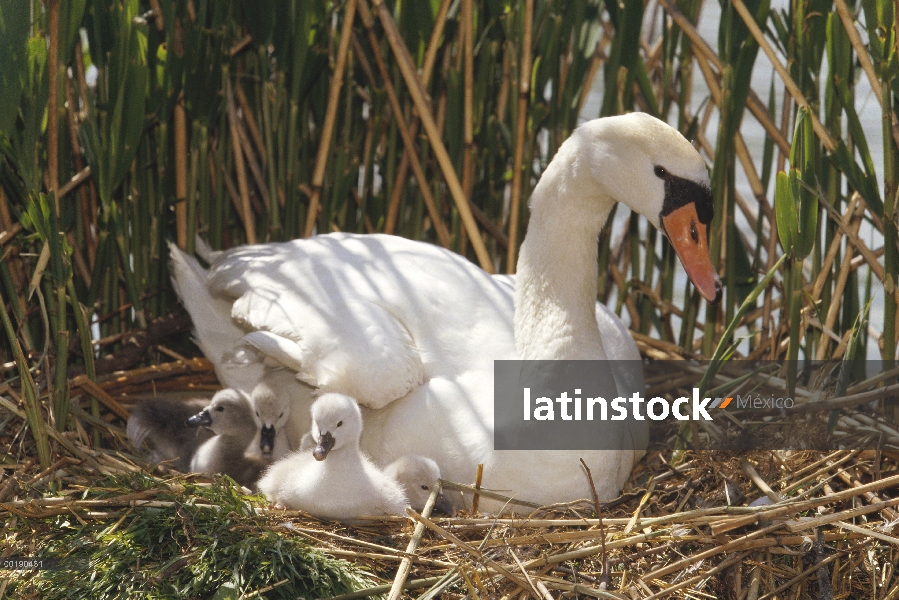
[3,356,899,600]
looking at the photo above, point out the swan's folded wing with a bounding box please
[232,288,426,409]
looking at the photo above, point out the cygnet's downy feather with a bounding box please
[186,389,267,488]
[258,393,407,522]
[127,396,212,472]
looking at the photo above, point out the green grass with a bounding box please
[6,474,374,599]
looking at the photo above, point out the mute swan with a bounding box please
[127,396,212,472]
[257,393,408,521]
[186,389,267,487]
[170,112,719,510]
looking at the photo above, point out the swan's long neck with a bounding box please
[514,139,614,361]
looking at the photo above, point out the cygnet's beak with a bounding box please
[432,492,455,516]
[661,202,721,304]
[313,431,335,461]
[260,425,276,457]
[185,408,212,427]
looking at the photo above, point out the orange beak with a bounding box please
[661,203,721,304]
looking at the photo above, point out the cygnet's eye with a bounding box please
[278,412,284,419]
[420,485,429,491]
[216,406,224,412]
[337,420,343,427]
[654,165,667,179]
[255,410,259,417]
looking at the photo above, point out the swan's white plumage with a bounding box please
[171,113,712,510]
[257,393,408,521]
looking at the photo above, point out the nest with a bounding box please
[2,359,899,599]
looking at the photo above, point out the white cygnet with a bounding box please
[248,379,293,460]
[257,393,407,522]
[186,389,266,488]
[384,455,454,515]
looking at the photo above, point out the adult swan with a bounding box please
[169,113,719,510]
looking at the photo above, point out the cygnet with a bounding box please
[127,396,212,472]
[257,393,407,522]
[248,378,293,460]
[186,389,267,488]
[384,455,455,515]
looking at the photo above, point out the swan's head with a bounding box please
[249,381,289,457]
[185,389,251,436]
[309,393,363,461]
[570,112,720,303]
[385,455,455,515]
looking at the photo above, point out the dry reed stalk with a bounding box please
[439,480,542,509]
[816,200,865,359]
[833,520,899,546]
[329,576,447,600]
[833,0,899,149]
[509,549,552,600]
[303,0,358,238]
[406,508,530,589]
[730,0,836,152]
[643,549,754,600]
[370,0,493,272]
[741,459,782,503]
[658,0,790,154]
[756,548,850,600]
[823,200,883,280]
[827,461,899,522]
[175,94,189,249]
[71,377,130,421]
[461,0,475,203]
[383,0,450,235]
[234,85,266,165]
[226,82,257,243]
[233,115,271,211]
[220,162,256,219]
[785,496,899,532]
[505,0,534,274]
[386,481,445,600]
[637,522,784,586]
[777,449,862,494]
[471,463,484,514]
[812,193,861,302]
[710,471,899,534]
[354,8,452,247]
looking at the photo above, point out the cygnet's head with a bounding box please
[550,113,720,303]
[309,393,363,461]
[185,389,250,436]
[385,455,454,515]
[249,380,289,457]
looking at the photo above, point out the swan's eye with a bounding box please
[690,220,699,244]
[337,420,343,427]
[654,165,667,179]
[421,485,429,490]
